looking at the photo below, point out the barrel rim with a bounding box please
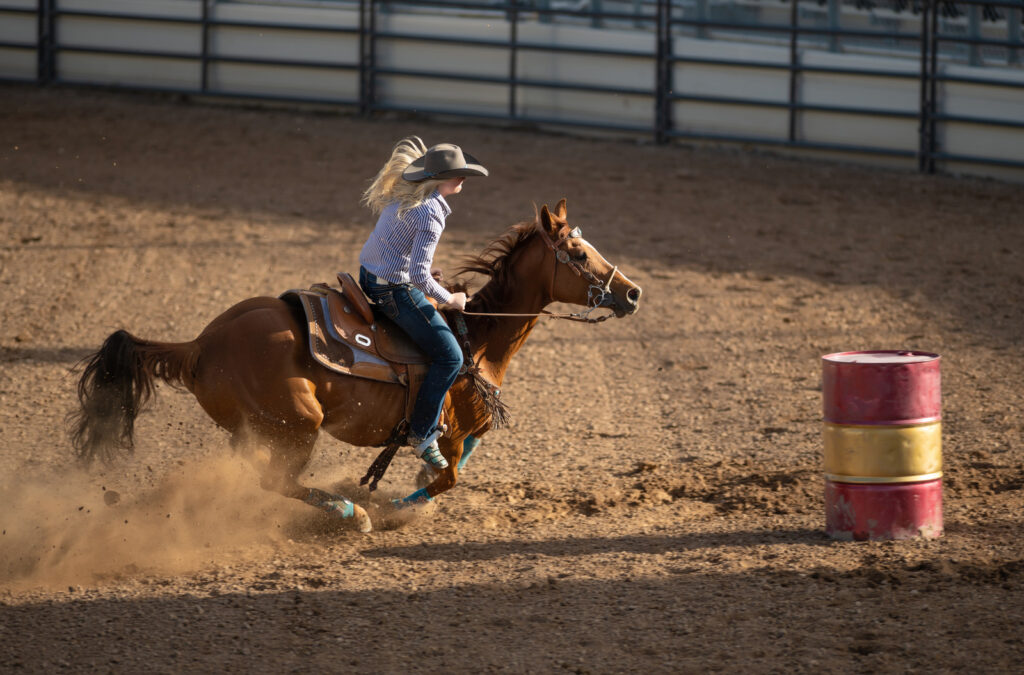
[824,472,943,484]
[822,417,942,427]
[822,350,940,364]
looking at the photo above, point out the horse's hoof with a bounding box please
[352,504,373,533]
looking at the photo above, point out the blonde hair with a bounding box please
[361,136,446,217]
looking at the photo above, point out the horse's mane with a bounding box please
[452,216,540,317]
[441,216,542,429]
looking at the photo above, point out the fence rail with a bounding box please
[2,0,1022,178]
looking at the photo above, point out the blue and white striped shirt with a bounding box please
[359,191,453,304]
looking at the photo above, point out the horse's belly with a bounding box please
[317,375,406,447]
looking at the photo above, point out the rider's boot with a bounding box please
[408,428,448,470]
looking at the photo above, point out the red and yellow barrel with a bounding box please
[821,351,943,540]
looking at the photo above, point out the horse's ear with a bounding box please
[555,198,567,220]
[539,204,558,235]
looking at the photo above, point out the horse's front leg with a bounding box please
[396,435,467,507]
[414,434,482,488]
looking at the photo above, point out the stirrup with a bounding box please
[411,429,448,470]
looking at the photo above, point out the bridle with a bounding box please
[539,222,620,321]
[450,221,620,419]
[459,222,618,324]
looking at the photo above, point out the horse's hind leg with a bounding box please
[255,427,372,533]
[191,308,372,532]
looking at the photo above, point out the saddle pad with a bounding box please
[291,290,402,385]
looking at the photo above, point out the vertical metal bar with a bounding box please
[200,0,210,93]
[49,0,56,82]
[1007,7,1020,66]
[591,0,603,29]
[788,0,799,143]
[368,0,377,113]
[927,0,938,174]
[359,0,366,114]
[655,0,663,143]
[663,0,673,141]
[967,3,980,66]
[917,0,931,173]
[696,0,707,39]
[655,0,669,144]
[538,0,551,25]
[37,0,55,84]
[827,0,839,53]
[359,0,374,116]
[509,0,519,120]
[36,0,47,84]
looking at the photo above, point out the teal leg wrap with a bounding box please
[403,487,432,504]
[304,487,356,519]
[457,435,481,472]
[393,487,432,509]
[324,500,355,519]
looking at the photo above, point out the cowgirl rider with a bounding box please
[358,137,488,470]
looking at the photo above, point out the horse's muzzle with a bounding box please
[612,286,642,317]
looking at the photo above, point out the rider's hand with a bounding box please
[441,292,468,312]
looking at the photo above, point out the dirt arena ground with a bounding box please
[1,85,1022,672]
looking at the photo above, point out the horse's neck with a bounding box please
[472,249,549,386]
[477,316,540,387]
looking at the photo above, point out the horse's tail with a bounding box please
[68,329,199,465]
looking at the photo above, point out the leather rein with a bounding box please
[446,222,617,426]
[458,223,617,324]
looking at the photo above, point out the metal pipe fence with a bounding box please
[2,0,1022,175]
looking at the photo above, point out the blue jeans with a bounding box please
[359,267,463,440]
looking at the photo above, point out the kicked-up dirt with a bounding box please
[1,85,1022,672]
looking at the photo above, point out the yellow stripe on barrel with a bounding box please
[823,421,942,483]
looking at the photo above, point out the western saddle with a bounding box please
[281,272,431,389]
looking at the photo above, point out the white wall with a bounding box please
[0,0,37,81]
[1,0,1021,181]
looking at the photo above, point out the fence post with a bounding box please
[1009,7,1021,66]
[359,0,366,115]
[917,0,939,175]
[827,0,839,52]
[200,0,210,93]
[509,0,519,120]
[654,0,671,144]
[927,0,938,174]
[538,0,551,25]
[917,0,932,173]
[36,0,55,84]
[788,0,799,143]
[359,0,376,117]
[967,3,980,67]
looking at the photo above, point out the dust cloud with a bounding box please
[0,454,308,590]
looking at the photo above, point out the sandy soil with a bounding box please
[1,85,1022,673]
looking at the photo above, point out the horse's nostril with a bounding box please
[627,287,641,303]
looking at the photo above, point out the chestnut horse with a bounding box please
[70,200,641,533]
